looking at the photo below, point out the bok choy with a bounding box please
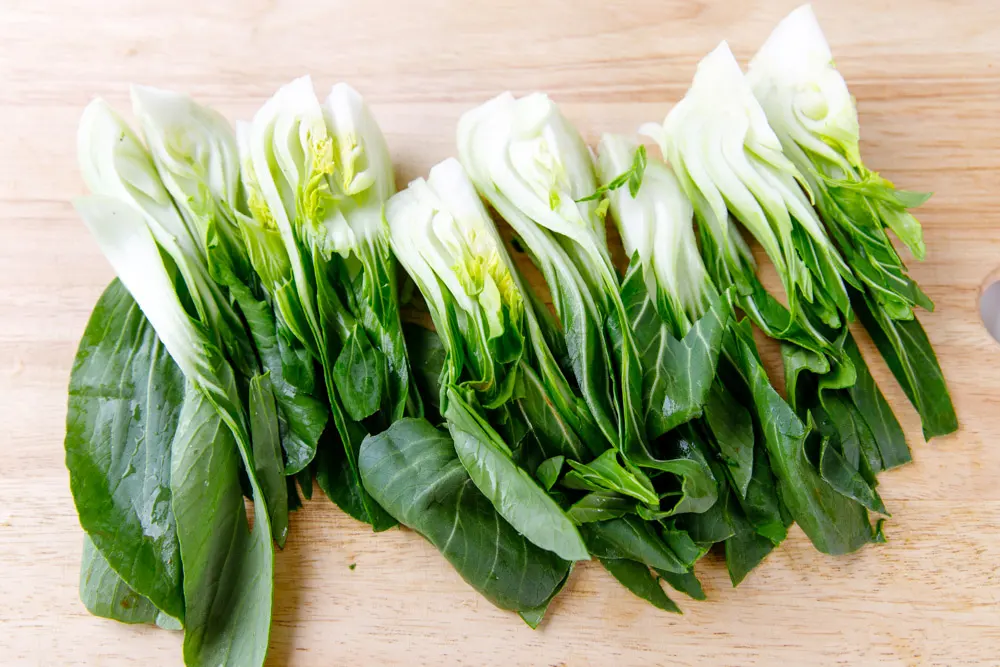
[599,135,791,583]
[379,158,588,563]
[379,157,711,617]
[457,93,641,457]
[748,4,957,440]
[643,43,892,554]
[458,97,716,610]
[239,77,415,529]
[131,85,329,495]
[65,11,957,649]
[73,99,279,666]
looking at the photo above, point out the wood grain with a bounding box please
[1,0,999,665]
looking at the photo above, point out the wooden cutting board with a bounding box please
[2,0,998,664]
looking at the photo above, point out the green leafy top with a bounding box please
[386,158,524,407]
[597,134,716,337]
[646,42,855,336]
[578,144,647,203]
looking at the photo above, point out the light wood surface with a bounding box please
[2,1,999,665]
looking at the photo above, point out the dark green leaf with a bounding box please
[873,518,888,543]
[733,440,788,545]
[541,252,621,450]
[723,490,778,587]
[240,295,327,476]
[622,264,729,438]
[789,223,855,325]
[726,320,875,555]
[780,344,830,413]
[339,238,417,422]
[310,246,397,529]
[842,334,911,470]
[656,569,706,601]
[536,456,565,491]
[334,325,386,422]
[297,466,314,501]
[79,534,162,625]
[287,476,303,512]
[704,378,755,497]
[518,606,547,629]
[661,523,707,569]
[171,384,272,667]
[812,392,887,515]
[782,334,902,497]
[519,318,609,459]
[65,280,184,621]
[817,432,887,515]
[445,390,589,561]
[649,426,720,516]
[403,322,446,421]
[208,219,328,476]
[674,491,734,545]
[600,558,680,613]
[512,363,592,461]
[852,291,957,440]
[249,374,289,547]
[359,418,571,611]
[565,449,658,506]
[276,322,320,395]
[517,567,572,629]
[567,492,635,524]
[313,410,396,532]
[581,516,687,573]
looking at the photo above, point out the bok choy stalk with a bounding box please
[644,43,889,554]
[239,76,415,529]
[74,101,277,666]
[748,5,957,440]
[458,96,711,608]
[599,134,792,584]
[130,85,329,495]
[380,157,589,563]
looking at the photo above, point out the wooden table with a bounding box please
[2,0,999,664]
